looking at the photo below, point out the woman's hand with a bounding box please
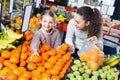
[68,45,75,54]
[87,36,98,45]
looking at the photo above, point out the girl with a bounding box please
[30,10,61,56]
[65,6,103,58]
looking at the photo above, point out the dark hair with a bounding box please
[41,10,56,20]
[77,6,102,38]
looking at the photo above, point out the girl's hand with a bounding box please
[87,36,98,45]
[68,45,75,54]
[30,52,39,62]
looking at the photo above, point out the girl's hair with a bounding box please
[41,10,56,20]
[77,6,102,38]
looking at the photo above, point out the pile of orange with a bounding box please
[80,47,104,71]
[29,16,40,28]
[0,42,72,80]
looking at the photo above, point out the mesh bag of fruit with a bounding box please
[78,41,104,71]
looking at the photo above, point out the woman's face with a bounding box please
[74,13,89,30]
[41,15,55,32]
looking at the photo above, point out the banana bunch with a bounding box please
[104,57,119,67]
[0,27,23,52]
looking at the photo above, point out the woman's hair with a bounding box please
[41,10,56,20]
[77,6,102,38]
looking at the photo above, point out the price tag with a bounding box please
[100,5,108,15]
[107,6,115,16]
[36,0,41,8]
[0,2,3,31]
[21,4,33,33]
[9,0,14,13]
[77,0,84,8]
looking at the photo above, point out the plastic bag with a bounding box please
[78,40,104,71]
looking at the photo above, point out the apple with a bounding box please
[92,71,100,76]
[70,77,76,80]
[100,72,107,79]
[85,69,92,75]
[73,71,80,76]
[84,78,91,80]
[82,73,90,79]
[83,65,89,70]
[74,60,81,65]
[81,62,86,66]
[79,68,84,74]
[76,76,83,80]
[71,65,78,71]
[0,63,3,70]
[67,73,74,78]
[107,74,114,80]
[91,76,98,80]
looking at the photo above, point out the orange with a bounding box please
[51,76,60,80]
[61,43,69,51]
[36,66,45,73]
[53,65,62,71]
[91,47,99,54]
[41,73,51,79]
[32,70,41,76]
[50,69,59,76]
[27,63,36,70]
[42,44,51,51]
[42,52,49,61]
[39,47,46,53]
[48,56,57,64]
[90,53,99,62]
[89,61,99,71]
[10,56,19,64]
[31,75,41,80]
[20,53,28,60]
[58,72,64,79]
[0,57,4,63]
[3,60,11,67]
[24,30,31,36]
[22,45,28,53]
[8,64,18,70]
[12,68,22,76]
[48,48,57,56]
[18,76,29,80]
[5,73,17,80]
[56,53,62,59]
[22,71,32,79]
[44,62,53,69]
[57,48,66,55]
[80,53,89,61]
[32,55,42,63]
[1,50,10,59]
[2,67,12,74]
[18,67,26,72]
[20,60,26,67]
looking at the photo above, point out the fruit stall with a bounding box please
[0,0,120,80]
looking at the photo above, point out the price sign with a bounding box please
[9,0,14,13]
[0,2,3,31]
[21,4,33,32]
[100,5,108,15]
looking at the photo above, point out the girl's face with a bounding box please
[41,15,55,32]
[74,13,89,30]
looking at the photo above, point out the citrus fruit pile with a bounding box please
[0,41,72,80]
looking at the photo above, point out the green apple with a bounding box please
[76,76,83,80]
[67,73,74,78]
[70,77,76,80]
[81,62,86,66]
[85,69,92,75]
[82,73,90,79]
[73,71,80,76]
[100,72,107,79]
[107,74,114,80]
[79,68,84,74]
[74,60,81,65]
[92,71,100,76]
[71,65,78,71]
[83,65,89,70]
[91,76,98,80]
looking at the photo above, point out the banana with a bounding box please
[6,27,23,39]
[104,57,118,65]
[108,59,119,67]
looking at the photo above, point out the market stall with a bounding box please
[0,0,120,80]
